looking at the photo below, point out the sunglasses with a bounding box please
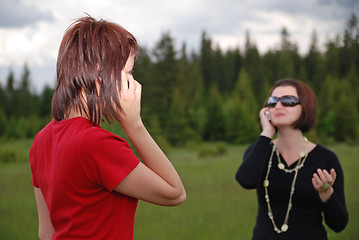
[266,95,301,108]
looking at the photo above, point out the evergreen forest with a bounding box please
[0,14,358,146]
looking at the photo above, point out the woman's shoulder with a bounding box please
[311,143,340,163]
[243,135,273,157]
[80,123,129,149]
[313,144,336,155]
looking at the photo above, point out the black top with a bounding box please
[235,136,348,240]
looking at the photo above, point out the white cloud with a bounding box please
[0,0,54,28]
[0,0,357,91]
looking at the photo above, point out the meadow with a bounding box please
[0,139,358,239]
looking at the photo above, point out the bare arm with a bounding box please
[34,187,55,240]
[113,69,186,206]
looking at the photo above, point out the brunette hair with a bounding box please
[264,78,317,133]
[52,15,140,125]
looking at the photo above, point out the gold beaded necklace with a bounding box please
[263,137,309,233]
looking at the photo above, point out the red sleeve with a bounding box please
[79,127,140,191]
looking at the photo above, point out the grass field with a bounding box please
[0,139,358,239]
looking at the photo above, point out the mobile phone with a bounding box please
[265,111,271,121]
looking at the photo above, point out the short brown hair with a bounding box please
[52,15,140,125]
[264,78,317,133]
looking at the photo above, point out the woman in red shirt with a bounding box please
[30,15,186,240]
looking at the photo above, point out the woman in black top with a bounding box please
[235,78,348,240]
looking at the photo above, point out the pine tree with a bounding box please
[212,44,225,91]
[277,27,299,78]
[304,30,324,92]
[39,85,54,117]
[332,80,358,142]
[200,31,214,89]
[316,75,337,141]
[151,32,178,130]
[18,63,34,116]
[5,70,15,116]
[202,84,225,141]
[0,86,6,135]
[229,68,260,143]
[243,31,263,95]
[186,59,206,138]
[222,47,242,93]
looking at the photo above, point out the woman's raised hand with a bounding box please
[312,168,336,202]
[259,108,276,139]
[114,68,186,207]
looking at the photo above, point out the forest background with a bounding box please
[0,14,358,150]
[0,11,358,240]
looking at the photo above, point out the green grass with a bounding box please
[0,140,358,239]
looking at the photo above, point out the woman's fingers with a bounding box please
[134,80,142,100]
[312,168,336,192]
[312,177,320,189]
[312,172,322,186]
[331,169,337,182]
[120,70,128,92]
[121,72,140,95]
[117,71,142,126]
[259,108,268,118]
[317,169,327,182]
[323,169,333,184]
[128,74,137,91]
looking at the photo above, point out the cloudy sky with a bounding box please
[0,0,358,92]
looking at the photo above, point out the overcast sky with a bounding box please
[0,0,358,92]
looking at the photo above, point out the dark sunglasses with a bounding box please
[266,95,301,108]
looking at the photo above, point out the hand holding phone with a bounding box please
[260,109,275,139]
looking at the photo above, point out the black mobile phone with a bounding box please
[265,111,271,121]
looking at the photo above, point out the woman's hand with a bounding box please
[114,70,186,206]
[118,70,142,130]
[312,168,336,202]
[259,108,275,139]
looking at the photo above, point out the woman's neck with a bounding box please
[66,108,88,120]
[275,128,304,149]
[272,128,308,165]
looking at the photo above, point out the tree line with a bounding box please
[0,14,358,146]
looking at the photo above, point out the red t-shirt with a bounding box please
[30,117,140,239]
